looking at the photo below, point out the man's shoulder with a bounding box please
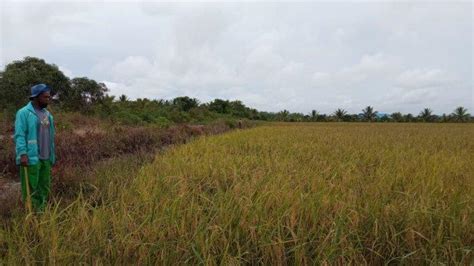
[16,103,36,120]
[16,105,30,116]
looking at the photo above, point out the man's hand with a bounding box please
[20,155,28,167]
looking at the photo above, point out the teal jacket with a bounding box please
[14,102,56,166]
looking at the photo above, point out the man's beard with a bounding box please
[39,102,48,109]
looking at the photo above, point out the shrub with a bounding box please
[113,111,144,125]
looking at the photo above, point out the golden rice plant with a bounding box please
[1,123,472,264]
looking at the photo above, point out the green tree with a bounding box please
[451,106,470,122]
[288,112,304,122]
[379,114,390,122]
[391,112,403,122]
[440,113,450,123]
[0,57,70,111]
[172,96,199,112]
[96,95,116,117]
[362,106,377,122]
[311,110,319,121]
[404,113,415,122]
[316,114,328,122]
[349,114,360,122]
[61,77,108,112]
[419,108,434,122]
[208,99,231,114]
[229,100,251,118]
[249,108,260,120]
[119,94,128,103]
[277,109,290,121]
[333,108,347,122]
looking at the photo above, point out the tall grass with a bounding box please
[1,123,472,264]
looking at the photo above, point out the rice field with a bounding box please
[1,123,473,264]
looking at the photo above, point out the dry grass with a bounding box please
[0,123,472,264]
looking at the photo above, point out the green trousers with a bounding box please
[20,160,52,213]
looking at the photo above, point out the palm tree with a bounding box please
[278,109,290,121]
[419,108,434,122]
[362,106,378,122]
[451,106,470,122]
[119,94,128,102]
[333,108,347,122]
[311,110,319,121]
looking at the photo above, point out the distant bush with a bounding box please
[154,116,172,128]
[113,111,144,125]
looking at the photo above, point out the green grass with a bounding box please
[1,123,473,264]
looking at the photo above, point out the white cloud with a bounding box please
[110,56,153,82]
[396,69,457,89]
[1,1,472,114]
[102,81,131,98]
[379,68,470,113]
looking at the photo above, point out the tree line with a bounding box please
[0,57,472,125]
[279,106,471,123]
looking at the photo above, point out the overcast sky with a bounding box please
[1,0,472,114]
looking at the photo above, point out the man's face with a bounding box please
[37,91,51,108]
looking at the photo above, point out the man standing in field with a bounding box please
[14,84,56,213]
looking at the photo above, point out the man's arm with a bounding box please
[14,111,28,166]
[50,114,56,166]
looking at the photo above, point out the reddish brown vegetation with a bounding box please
[0,119,255,216]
